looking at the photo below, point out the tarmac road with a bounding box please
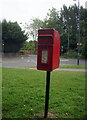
[1,54,86,68]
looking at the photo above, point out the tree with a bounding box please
[61,5,78,51]
[25,18,43,51]
[25,18,43,41]
[60,5,87,55]
[80,8,87,58]
[22,40,37,51]
[2,20,28,53]
[43,8,61,31]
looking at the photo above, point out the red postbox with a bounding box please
[37,28,60,71]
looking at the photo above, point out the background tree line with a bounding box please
[2,4,87,58]
[24,4,87,58]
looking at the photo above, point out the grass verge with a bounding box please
[59,65,86,69]
[2,68,86,118]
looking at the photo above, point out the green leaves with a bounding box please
[2,20,28,53]
[22,41,37,50]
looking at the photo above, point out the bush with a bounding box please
[61,50,78,58]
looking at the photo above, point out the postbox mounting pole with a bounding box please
[44,71,51,118]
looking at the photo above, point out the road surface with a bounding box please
[1,54,86,68]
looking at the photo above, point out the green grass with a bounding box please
[2,68,86,118]
[59,65,86,69]
[0,67,2,120]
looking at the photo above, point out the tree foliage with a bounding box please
[2,20,28,53]
[22,41,37,51]
[24,5,86,58]
[25,18,43,41]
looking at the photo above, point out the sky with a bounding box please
[0,0,86,24]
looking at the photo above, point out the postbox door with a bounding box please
[37,45,53,71]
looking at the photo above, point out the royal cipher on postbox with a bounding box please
[37,28,60,71]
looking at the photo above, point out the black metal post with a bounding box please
[44,71,51,118]
[77,47,80,65]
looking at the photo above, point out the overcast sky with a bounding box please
[0,0,86,24]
